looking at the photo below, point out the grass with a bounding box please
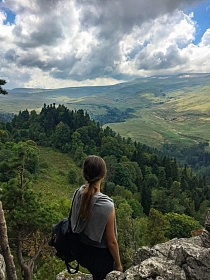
[33,146,83,201]
[106,85,210,148]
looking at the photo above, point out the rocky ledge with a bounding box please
[57,210,210,280]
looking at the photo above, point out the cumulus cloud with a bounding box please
[0,0,209,88]
[200,28,210,45]
[118,11,195,75]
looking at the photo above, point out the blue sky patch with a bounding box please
[2,7,16,25]
[185,0,210,44]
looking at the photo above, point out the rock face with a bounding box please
[113,209,210,280]
[0,254,6,280]
[58,210,210,280]
[56,270,93,280]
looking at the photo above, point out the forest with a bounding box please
[0,103,209,280]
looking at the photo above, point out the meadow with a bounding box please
[34,146,82,202]
[107,84,210,148]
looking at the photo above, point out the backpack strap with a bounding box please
[68,188,79,220]
[66,188,80,274]
[68,188,80,229]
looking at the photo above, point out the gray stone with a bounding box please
[123,265,140,280]
[201,229,210,248]
[106,270,125,280]
[56,270,92,280]
[138,257,186,280]
[0,255,5,280]
[132,246,154,266]
[204,209,210,232]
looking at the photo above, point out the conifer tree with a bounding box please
[141,182,152,215]
[147,208,167,246]
[0,79,8,95]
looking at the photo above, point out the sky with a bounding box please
[0,0,210,89]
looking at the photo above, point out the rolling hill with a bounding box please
[1,73,210,149]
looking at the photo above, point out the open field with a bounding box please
[107,84,210,148]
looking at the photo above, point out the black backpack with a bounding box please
[48,192,79,274]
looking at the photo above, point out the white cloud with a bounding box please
[118,11,196,76]
[0,0,209,89]
[200,28,210,46]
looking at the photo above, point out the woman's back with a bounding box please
[71,185,116,247]
[70,155,122,280]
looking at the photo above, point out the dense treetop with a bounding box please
[1,103,209,219]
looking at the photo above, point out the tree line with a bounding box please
[162,142,210,177]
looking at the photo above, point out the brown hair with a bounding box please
[80,155,107,219]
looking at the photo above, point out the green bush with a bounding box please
[164,212,201,239]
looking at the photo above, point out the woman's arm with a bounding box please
[105,207,123,272]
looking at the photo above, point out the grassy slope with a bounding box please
[34,146,82,201]
[107,84,210,148]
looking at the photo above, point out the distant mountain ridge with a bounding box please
[7,72,210,95]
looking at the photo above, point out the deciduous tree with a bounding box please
[164,212,201,239]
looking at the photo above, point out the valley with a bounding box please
[1,73,210,149]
